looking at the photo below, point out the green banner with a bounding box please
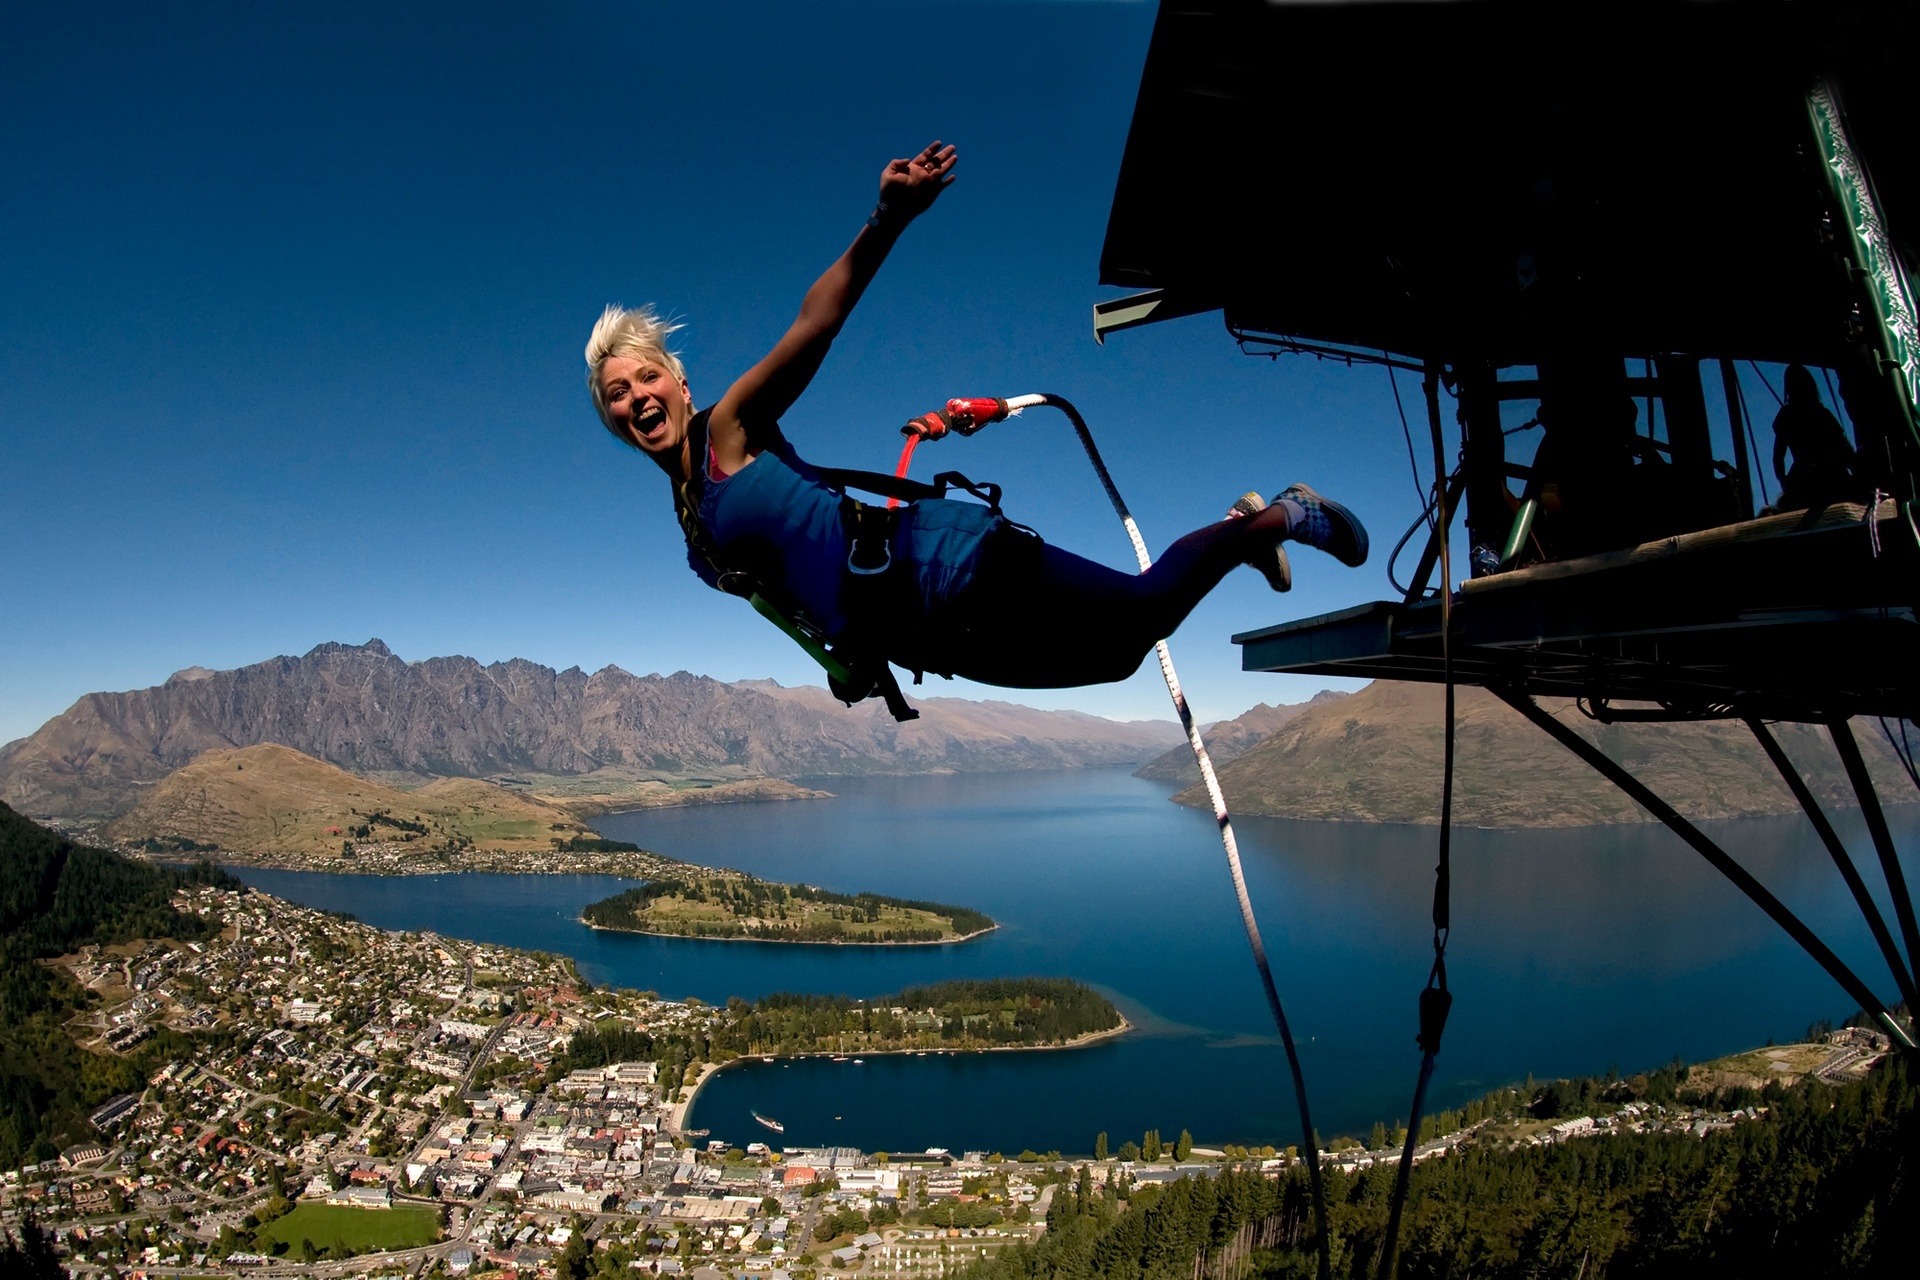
[1808,82,1920,433]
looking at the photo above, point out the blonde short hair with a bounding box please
[584,304,688,433]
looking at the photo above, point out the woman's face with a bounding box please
[598,354,693,455]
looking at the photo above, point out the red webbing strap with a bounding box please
[889,435,923,509]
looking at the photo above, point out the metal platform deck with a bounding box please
[1235,501,1920,722]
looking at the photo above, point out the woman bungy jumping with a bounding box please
[584,141,1368,717]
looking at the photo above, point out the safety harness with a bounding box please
[672,408,1007,723]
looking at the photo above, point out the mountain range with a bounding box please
[1166,680,1916,827]
[0,640,1181,820]
[8,640,1911,830]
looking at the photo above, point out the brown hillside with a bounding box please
[1134,690,1350,785]
[1172,681,1914,827]
[105,743,598,859]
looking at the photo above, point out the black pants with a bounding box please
[896,522,1245,689]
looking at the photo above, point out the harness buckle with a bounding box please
[715,570,759,599]
[847,542,892,575]
[843,498,896,576]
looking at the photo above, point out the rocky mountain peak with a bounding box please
[302,638,396,661]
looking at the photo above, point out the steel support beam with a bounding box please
[1828,719,1920,995]
[1748,718,1919,1011]
[1496,688,1915,1049]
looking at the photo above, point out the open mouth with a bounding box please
[633,406,667,438]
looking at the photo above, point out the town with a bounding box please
[1,879,1894,1279]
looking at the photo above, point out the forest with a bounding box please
[0,802,238,1168]
[961,1057,1917,1280]
[581,874,994,943]
[557,976,1123,1086]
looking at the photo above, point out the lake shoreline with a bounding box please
[674,1015,1134,1133]
[229,774,1903,1150]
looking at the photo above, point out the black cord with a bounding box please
[1746,360,1784,407]
[1386,493,1443,598]
[1044,392,1333,1280]
[1729,369,1774,509]
[1386,357,1434,531]
[1377,367,1457,1280]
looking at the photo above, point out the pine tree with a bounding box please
[1174,1128,1192,1161]
[557,1217,592,1280]
[0,1216,63,1280]
[1094,1130,1108,1162]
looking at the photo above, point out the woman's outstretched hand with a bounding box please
[877,141,957,224]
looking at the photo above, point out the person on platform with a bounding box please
[583,141,1366,706]
[1770,363,1857,512]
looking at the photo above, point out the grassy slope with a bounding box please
[508,770,832,817]
[103,743,599,857]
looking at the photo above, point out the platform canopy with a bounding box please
[1098,0,1915,367]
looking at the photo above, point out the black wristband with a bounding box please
[866,201,897,231]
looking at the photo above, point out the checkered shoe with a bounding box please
[1276,484,1369,567]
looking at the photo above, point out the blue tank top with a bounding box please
[693,428,851,638]
[688,413,1005,643]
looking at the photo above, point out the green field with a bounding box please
[252,1202,441,1257]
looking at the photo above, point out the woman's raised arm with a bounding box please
[706,141,956,472]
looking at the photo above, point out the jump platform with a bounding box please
[1236,500,1920,723]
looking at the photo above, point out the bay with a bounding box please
[233,767,1914,1157]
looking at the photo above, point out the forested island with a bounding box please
[581,874,995,944]
[557,978,1124,1076]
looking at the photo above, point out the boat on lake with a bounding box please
[752,1110,785,1133]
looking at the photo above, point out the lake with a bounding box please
[233,767,1914,1157]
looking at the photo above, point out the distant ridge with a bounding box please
[0,640,1180,819]
[1133,690,1350,786]
[1171,680,1915,827]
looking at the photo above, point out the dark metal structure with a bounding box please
[1090,5,1912,1274]
[1097,1,1918,1269]
[1099,0,1917,1020]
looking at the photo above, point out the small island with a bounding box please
[582,874,995,944]
[561,977,1127,1068]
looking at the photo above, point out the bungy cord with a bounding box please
[1008,393,1333,1280]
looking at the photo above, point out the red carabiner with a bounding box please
[943,397,1011,435]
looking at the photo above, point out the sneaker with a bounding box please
[1276,484,1369,567]
[1229,491,1292,592]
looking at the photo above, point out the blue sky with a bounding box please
[1,0,1452,746]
